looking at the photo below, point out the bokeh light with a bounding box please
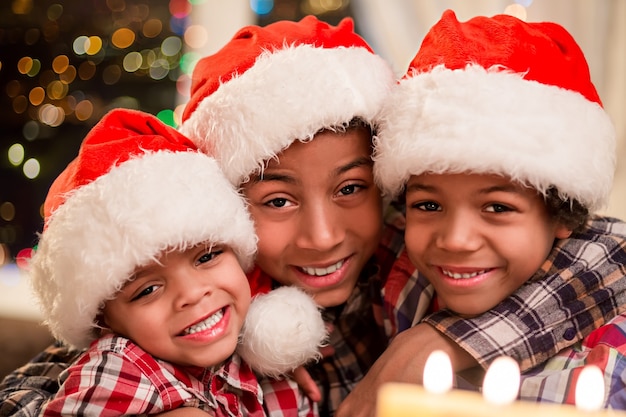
[250,0,274,15]
[23,158,41,179]
[0,202,16,222]
[112,28,135,49]
[123,51,142,72]
[157,109,176,127]
[142,19,163,38]
[184,25,208,49]
[7,144,25,166]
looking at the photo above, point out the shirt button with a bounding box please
[563,327,577,341]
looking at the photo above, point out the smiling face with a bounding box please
[102,244,250,367]
[242,127,383,307]
[404,172,572,316]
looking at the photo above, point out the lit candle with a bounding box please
[576,365,605,411]
[376,352,624,417]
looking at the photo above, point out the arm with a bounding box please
[0,342,83,417]
[335,323,475,417]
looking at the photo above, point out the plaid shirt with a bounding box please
[519,312,626,408]
[384,215,626,373]
[41,334,268,416]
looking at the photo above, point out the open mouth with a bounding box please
[300,259,344,276]
[182,308,225,335]
[441,269,488,280]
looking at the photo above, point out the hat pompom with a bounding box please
[237,286,327,377]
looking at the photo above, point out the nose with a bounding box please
[295,201,345,252]
[435,211,481,253]
[171,272,212,310]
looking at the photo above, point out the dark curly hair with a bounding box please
[544,188,589,233]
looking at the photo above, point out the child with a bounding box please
[4,15,626,417]
[31,108,326,416]
[373,10,626,407]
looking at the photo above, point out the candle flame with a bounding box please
[482,356,520,405]
[423,350,453,394]
[575,365,605,411]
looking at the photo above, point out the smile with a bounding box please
[441,269,487,280]
[300,259,344,276]
[182,308,224,335]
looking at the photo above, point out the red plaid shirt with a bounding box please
[42,335,312,417]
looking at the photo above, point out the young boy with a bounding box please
[373,9,626,407]
[3,15,626,417]
[31,108,326,416]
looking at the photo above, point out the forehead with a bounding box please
[265,127,373,169]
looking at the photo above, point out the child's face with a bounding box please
[102,244,250,367]
[404,172,571,317]
[242,128,383,307]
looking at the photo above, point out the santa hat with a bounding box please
[29,109,258,349]
[373,10,615,211]
[179,15,395,185]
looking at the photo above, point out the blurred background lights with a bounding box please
[74,100,94,121]
[516,0,533,6]
[123,51,143,72]
[184,25,208,49]
[250,0,274,15]
[47,3,63,20]
[73,35,88,55]
[157,109,176,127]
[7,144,24,167]
[142,19,163,38]
[0,203,16,222]
[11,0,33,15]
[85,36,103,55]
[22,121,40,141]
[112,28,135,49]
[28,87,45,106]
[161,36,182,56]
[22,158,40,180]
[303,0,346,14]
[169,0,191,18]
[52,55,69,74]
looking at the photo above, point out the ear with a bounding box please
[555,223,573,239]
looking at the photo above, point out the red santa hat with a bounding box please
[30,109,326,375]
[179,15,395,185]
[373,10,615,211]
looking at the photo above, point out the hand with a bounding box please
[156,407,211,416]
[290,322,335,403]
[335,323,477,417]
[291,366,322,402]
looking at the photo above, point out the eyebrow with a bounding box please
[406,181,523,195]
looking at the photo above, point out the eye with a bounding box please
[264,197,293,208]
[413,201,441,212]
[131,284,160,301]
[197,248,223,265]
[337,183,366,197]
[484,203,513,213]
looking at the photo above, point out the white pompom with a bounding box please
[237,286,327,378]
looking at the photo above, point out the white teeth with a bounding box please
[301,260,344,276]
[183,309,224,335]
[442,269,486,280]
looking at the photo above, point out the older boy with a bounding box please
[372,9,626,408]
